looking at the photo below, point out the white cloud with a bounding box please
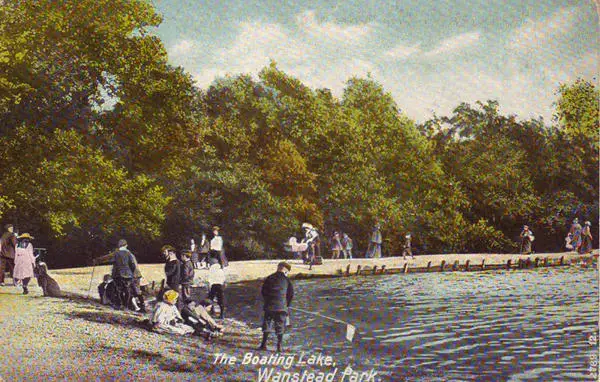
[295,10,374,43]
[190,11,379,91]
[423,31,481,57]
[170,39,194,57]
[508,6,579,51]
[384,43,421,60]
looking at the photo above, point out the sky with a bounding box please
[151,0,599,123]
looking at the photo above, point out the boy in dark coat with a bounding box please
[162,245,181,291]
[180,250,195,304]
[258,262,294,352]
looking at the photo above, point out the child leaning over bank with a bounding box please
[207,257,226,319]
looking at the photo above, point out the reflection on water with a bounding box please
[227,267,598,381]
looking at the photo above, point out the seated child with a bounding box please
[180,299,224,339]
[150,289,194,335]
[98,274,117,306]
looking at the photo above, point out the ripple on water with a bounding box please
[286,267,597,381]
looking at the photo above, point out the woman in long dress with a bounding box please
[14,233,36,295]
[579,221,593,254]
[366,223,382,258]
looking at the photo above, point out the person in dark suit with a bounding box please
[258,262,294,352]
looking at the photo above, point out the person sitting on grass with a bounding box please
[150,289,194,335]
[98,274,118,306]
[180,299,224,339]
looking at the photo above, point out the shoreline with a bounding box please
[49,250,599,297]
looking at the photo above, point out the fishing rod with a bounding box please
[289,306,357,342]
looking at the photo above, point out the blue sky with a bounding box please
[152,0,598,123]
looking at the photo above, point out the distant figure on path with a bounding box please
[190,238,200,269]
[341,232,353,259]
[258,262,294,352]
[14,233,36,295]
[366,223,383,258]
[402,233,414,259]
[331,231,342,259]
[150,289,194,335]
[579,221,593,254]
[569,218,583,252]
[0,224,17,285]
[199,232,210,268]
[111,239,138,310]
[210,226,228,268]
[301,223,320,269]
[519,225,534,254]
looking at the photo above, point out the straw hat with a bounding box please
[163,289,179,304]
[302,223,313,230]
[18,233,34,240]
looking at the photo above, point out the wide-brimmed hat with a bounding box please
[117,239,127,247]
[163,289,179,304]
[212,226,220,231]
[18,233,34,240]
[585,221,591,226]
[181,249,192,258]
[302,223,313,230]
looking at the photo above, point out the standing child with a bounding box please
[180,250,195,304]
[14,233,36,295]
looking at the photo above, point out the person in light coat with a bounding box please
[14,233,36,295]
[150,289,194,335]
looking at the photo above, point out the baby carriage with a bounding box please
[284,237,308,261]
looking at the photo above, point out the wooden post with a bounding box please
[356,265,362,275]
[403,263,409,273]
[481,259,485,270]
[346,264,351,276]
[440,260,446,272]
[373,265,378,275]
[506,259,512,270]
[427,261,432,271]
[465,260,470,271]
[381,265,386,274]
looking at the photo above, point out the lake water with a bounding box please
[227,266,599,381]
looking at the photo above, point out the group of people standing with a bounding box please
[519,218,594,255]
[0,224,37,294]
[566,218,594,254]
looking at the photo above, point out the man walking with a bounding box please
[258,262,294,352]
[111,239,138,310]
[0,224,17,285]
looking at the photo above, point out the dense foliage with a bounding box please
[1,0,597,266]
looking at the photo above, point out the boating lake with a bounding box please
[227,266,598,381]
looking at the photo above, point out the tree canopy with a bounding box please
[1,0,597,266]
